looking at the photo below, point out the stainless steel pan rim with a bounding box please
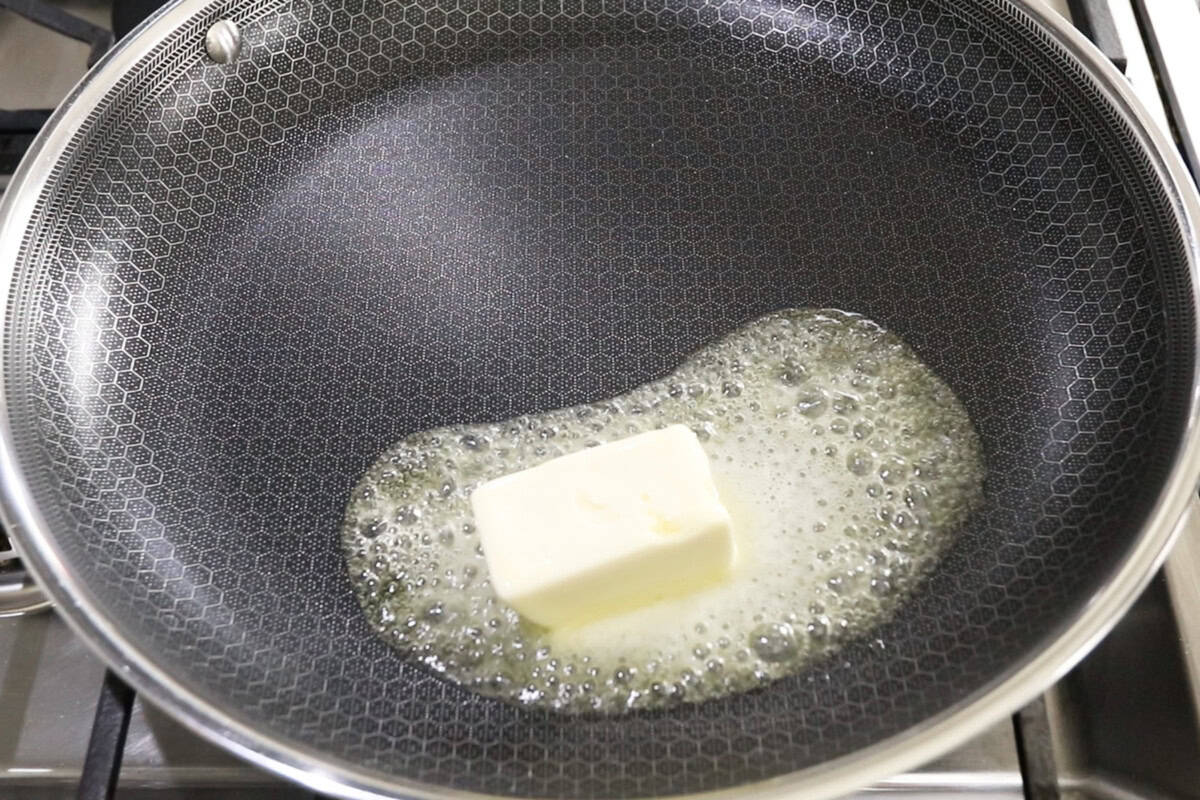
[2,0,1199,798]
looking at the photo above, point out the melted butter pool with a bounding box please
[342,309,984,712]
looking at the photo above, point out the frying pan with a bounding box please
[2,0,1199,797]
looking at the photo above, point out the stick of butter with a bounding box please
[470,424,736,629]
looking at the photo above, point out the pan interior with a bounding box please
[3,0,1194,796]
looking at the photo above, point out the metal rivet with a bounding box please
[205,19,241,64]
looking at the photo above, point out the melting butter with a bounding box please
[342,308,984,712]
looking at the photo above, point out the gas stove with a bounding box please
[2,0,1199,797]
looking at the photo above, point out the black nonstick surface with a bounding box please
[3,0,1196,796]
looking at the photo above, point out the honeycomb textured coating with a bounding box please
[4,0,1194,796]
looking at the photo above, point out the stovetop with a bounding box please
[2,0,1200,797]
